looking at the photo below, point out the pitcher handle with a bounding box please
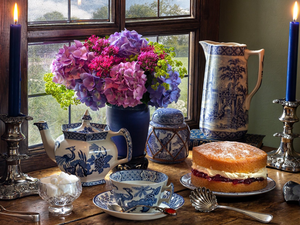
[109,128,132,164]
[244,49,265,110]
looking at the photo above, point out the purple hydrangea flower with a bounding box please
[74,73,107,110]
[51,40,94,89]
[108,29,148,58]
[148,65,181,108]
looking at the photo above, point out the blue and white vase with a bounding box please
[199,41,264,140]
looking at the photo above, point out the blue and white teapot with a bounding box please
[34,110,132,186]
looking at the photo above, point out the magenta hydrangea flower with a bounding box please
[148,65,181,108]
[108,29,148,58]
[137,50,158,73]
[84,36,111,55]
[51,40,94,89]
[104,61,147,108]
[88,54,125,78]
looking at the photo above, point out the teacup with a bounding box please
[110,169,174,213]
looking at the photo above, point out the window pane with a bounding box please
[158,34,189,117]
[71,104,107,124]
[28,43,66,95]
[28,0,68,22]
[159,0,190,17]
[145,36,157,43]
[28,95,69,146]
[126,0,190,19]
[126,0,157,18]
[28,0,110,22]
[71,0,109,20]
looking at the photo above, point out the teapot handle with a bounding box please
[244,48,265,110]
[109,128,132,165]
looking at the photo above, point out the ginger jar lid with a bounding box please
[151,108,184,125]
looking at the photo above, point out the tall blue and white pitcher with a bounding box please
[199,41,264,140]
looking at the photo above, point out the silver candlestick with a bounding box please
[267,99,300,172]
[0,115,39,200]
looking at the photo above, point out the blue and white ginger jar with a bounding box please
[146,108,190,163]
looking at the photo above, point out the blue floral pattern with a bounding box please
[112,185,161,212]
[110,169,173,213]
[55,143,113,186]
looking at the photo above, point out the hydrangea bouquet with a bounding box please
[45,29,187,110]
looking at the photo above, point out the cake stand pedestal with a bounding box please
[267,99,300,172]
[0,115,39,199]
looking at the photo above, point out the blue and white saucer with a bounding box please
[93,191,184,220]
[180,173,276,198]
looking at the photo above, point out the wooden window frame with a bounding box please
[0,0,220,173]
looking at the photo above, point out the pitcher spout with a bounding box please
[199,40,210,59]
[33,121,56,162]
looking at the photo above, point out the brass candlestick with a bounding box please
[0,115,39,199]
[267,99,300,172]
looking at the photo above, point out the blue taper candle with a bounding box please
[8,3,21,116]
[286,2,299,102]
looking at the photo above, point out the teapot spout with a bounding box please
[33,121,56,162]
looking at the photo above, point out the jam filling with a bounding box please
[191,169,265,185]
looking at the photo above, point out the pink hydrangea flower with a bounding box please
[104,61,147,108]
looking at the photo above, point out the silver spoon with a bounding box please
[108,204,177,215]
[0,205,40,222]
[189,187,273,223]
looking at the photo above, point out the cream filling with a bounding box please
[192,163,267,180]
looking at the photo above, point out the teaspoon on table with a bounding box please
[0,205,40,222]
[108,204,177,215]
[189,187,273,223]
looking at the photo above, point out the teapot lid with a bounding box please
[66,110,102,133]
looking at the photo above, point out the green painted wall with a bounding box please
[219,0,300,150]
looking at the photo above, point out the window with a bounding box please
[0,0,220,172]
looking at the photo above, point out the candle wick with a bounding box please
[14,21,17,25]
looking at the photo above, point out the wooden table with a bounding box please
[1,148,299,225]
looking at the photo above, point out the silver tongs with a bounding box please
[0,205,40,222]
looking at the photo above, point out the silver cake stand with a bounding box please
[267,99,300,172]
[0,115,39,199]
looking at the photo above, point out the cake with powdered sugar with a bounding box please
[191,141,268,192]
